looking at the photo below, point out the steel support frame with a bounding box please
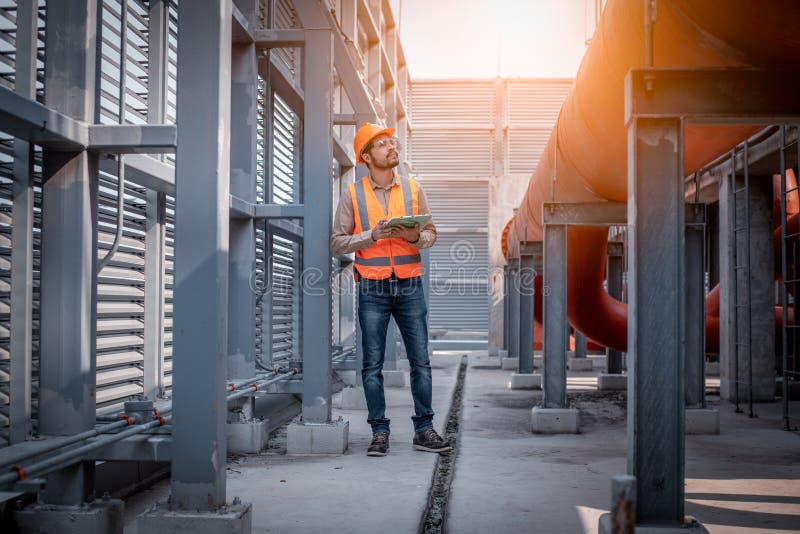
[228,5,258,381]
[299,28,335,423]
[38,0,99,506]
[507,261,521,365]
[684,204,706,408]
[143,0,169,402]
[606,244,625,374]
[624,66,800,525]
[518,242,541,374]
[170,0,232,511]
[9,0,38,446]
[542,223,568,408]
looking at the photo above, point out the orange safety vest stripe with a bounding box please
[349,175,423,280]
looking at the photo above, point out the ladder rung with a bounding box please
[734,187,748,194]
[784,278,800,284]
[734,226,748,232]
[785,186,799,195]
[734,266,749,270]
[735,304,750,308]
[784,231,800,240]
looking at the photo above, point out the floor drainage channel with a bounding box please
[418,354,468,534]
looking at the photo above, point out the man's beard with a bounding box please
[374,153,400,169]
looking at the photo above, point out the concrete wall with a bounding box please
[488,174,532,355]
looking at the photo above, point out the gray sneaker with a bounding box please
[367,431,390,456]
[413,428,452,453]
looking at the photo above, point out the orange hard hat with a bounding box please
[354,122,396,164]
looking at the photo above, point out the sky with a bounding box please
[396,0,596,79]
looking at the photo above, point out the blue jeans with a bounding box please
[358,275,434,435]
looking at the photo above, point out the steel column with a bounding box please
[574,331,587,359]
[606,251,624,374]
[143,0,168,401]
[684,205,706,408]
[542,224,568,408]
[503,265,510,351]
[518,247,536,374]
[228,15,258,380]
[300,28,335,423]
[9,0,38,445]
[171,0,232,510]
[627,117,685,525]
[508,263,520,364]
[38,0,99,505]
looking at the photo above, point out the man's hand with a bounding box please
[371,219,394,241]
[391,223,420,243]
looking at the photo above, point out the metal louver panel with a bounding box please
[273,0,300,79]
[408,129,494,177]
[418,178,489,333]
[418,179,489,229]
[409,82,495,126]
[506,80,571,175]
[0,0,46,445]
[270,235,297,365]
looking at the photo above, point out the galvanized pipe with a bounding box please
[226,371,296,402]
[0,419,130,470]
[0,416,169,487]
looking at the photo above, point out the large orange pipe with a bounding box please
[507,0,800,352]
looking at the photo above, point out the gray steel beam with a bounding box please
[300,28,335,423]
[574,331,587,359]
[542,202,626,226]
[518,248,536,374]
[627,116,685,525]
[508,264,520,364]
[9,0,38,445]
[334,113,358,125]
[228,27,258,380]
[38,0,98,506]
[231,1,254,44]
[87,124,177,153]
[625,68,800,125]
[143,0,168,402]
[254,202,305,219]
[684,204,706,408]
[542,223,568,408]
[253,29,306,48]
[293,2,378,122]
[170,0,232,510]
[333,133,355,169]
[100,153,175,194]
[606,249,625,375]
[258,54,304,120]
[0,84,86,149]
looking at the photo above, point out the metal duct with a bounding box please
[508,0,800,351]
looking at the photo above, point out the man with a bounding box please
[331,122,452,457]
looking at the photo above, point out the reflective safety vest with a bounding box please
[349,175,423,280]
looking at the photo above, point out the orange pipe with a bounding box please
[508,0,800,352]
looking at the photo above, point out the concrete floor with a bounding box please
[122,351,800,534]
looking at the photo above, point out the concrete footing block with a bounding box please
[597,373,627,391]
[501,357,518,370]
[530,407,579,434]
[508,373,542,390]
[138,502,252,534]
[339,386,368,410]
[598,513,709,533]
[16,499,124,534]
[383,369,407,387]
[705,361,720,376]
[287,418,349,455]
[685,408,720,435]
[497,349,508,358]
[533,356,543,369]
[336,369,357,386]
[227,419,268,453]
[395,359,410,372]
[568,357,594,371]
